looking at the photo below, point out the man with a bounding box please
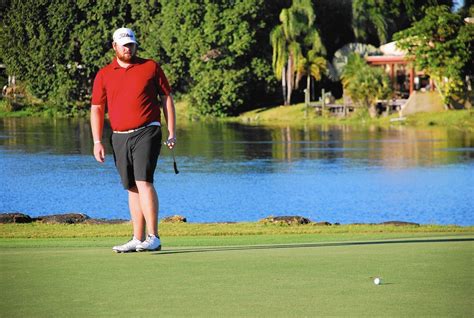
[90,27,176,253]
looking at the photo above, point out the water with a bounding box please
[1,117,473,225]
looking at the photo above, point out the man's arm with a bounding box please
[161,94,176,149]
[91,104,106,163]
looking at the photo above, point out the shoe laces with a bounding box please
[145,234,156,243]
[124,237,140,248]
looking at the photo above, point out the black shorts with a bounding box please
[111,125,162,189]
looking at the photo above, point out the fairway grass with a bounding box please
[1,232,473,317]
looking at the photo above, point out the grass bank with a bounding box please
[1,222,472,239]
[1,223,472,250]
[226,103,474,130]
[3,98,473,130]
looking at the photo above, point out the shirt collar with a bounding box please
[112,56,141,70]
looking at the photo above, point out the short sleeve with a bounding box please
[91,70,107,106]
[155,63,172,96]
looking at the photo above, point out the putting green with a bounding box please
[1,236,473,317]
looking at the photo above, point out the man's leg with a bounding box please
[128,186,146,240]
[135,180,159,236]
[111,185,146,253]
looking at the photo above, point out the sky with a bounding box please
[453,0,465,11]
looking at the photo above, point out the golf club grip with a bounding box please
[173,161,179,174]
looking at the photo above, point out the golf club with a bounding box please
[164,139,179,174]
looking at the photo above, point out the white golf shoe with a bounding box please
[112,237,142,253]
[136,234,161,252]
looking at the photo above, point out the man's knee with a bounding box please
[135,180,155,191]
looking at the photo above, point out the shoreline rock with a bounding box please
[0,212,425,227]
[161,215,187,223]
[0,212,129,224]
[0,212,32,224]
[259,215,312,225]
[380,221,420,226]
[34,213,90,224]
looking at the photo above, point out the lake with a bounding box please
[0,117,473,225]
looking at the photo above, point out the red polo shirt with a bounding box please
[91,57,171,131]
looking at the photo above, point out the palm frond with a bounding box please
[270,25,287,80]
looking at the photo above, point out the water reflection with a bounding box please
[1,118,472,168]
[1,117,473,224]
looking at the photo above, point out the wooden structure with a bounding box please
[305,41,436,117]
[366,41,435,97]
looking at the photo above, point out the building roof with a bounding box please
[379,41,406,56]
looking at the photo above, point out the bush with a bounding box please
[189,66,249,117]
[341,54,391,118]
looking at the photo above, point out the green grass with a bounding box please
[227,103,474,129]
[1,222,472,239]
[405,109,474,130]
[1,224,473,316]
[1,234,473,317]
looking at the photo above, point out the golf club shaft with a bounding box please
[171,148,179,174]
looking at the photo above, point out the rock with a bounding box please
[0,212,32,223]
[380,221,420,226]
[161,215,187,223]
[34,213,90,224]
[259,215,312,225]
[313,221,332,226]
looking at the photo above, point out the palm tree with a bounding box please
[270,0,320,105]
[296,48,327,103]
[270,25,289,105]
[351,0,428,45]
[352,0,389,45]
[341,53,391,118]
[328,43,380,81]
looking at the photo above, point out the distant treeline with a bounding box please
[0,0,460,116]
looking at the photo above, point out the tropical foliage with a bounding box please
[328,43,380,81]
[0,0,280,116]
[341,54,391,118]
[1,0,84,112]
[296,48,327,100]
[270,0,326,105]
[394,5,474,106]
[351,0,453,46]
[0,0,466,117]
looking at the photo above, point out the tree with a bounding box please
[351,0,454,46]
[0,0,136,112]
[352,0,390,45]
[150,0,280,116]
[186,0,274,116]
[394,5,473,106]
[0,0,82,111]
[341,53,391,118]
[1,0,279,116]
[270,0,323,105]
[296,48,327,102]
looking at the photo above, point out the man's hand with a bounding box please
[164,137,176,150]
[94,142,105,163]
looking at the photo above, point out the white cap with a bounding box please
[113,27,137,46]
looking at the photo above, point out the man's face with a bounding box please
[113,42,137,63]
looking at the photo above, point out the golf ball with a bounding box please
[374,277,381,285]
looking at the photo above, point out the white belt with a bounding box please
[113,121,160,134]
